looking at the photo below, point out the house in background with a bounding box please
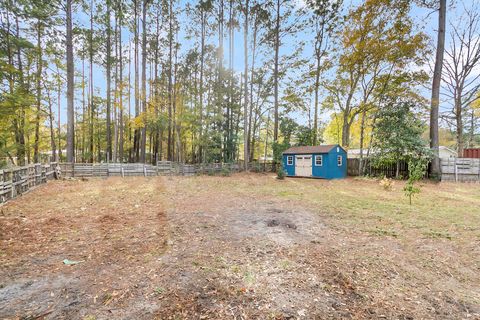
[346,148,377,159]
[438,146,457,159]
[282,145,347,179]
[346,146,457,160]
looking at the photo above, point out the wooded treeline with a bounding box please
[0,0,479,169]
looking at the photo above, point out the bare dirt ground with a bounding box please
[1,174,479,319]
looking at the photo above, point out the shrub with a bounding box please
[379,176,394,191]
[404,158,428,205]
[277,167,285,180]
[251,162,262,173]
[221,167,231,177]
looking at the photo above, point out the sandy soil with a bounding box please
[0,174,479,319]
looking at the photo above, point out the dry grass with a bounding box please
[211,174,480,243]
[0,174,479,319]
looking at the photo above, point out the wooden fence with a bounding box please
[0,162,58,203]
[440,158,480,182]
[347,158,409,178]
[59,162,245,178]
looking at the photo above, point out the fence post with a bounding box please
[478,159,480,180]
[11,169,16,199]
[454,158,458,182]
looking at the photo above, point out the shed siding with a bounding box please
[327,146,347,179]
[283,154,295,176]
[282,144,347,179]
[311,153,329,178]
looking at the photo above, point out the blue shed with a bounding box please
[282,144,347,179]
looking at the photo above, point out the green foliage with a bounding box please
[277,166,286,180]
[272,141,289,166]
[372,101,432,167]
[296,125,315,146]
[221,167,231,177]
[403,157,428,205]
[250,162,263,173]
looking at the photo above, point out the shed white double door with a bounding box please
[295,155,312,177]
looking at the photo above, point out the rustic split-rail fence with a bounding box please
[0,162,58,203]
[58,161,243,178]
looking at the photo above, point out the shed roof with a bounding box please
[283,145,339,155]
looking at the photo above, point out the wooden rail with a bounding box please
[0,162,58,204]
[347,158,409,178]
[441,158,480,182]
[58,162,244,178]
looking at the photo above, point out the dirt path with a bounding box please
[1,175,479,319]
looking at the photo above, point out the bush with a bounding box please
[277,167,285,180]
[221,167,231,177]
[250,162,262,173]
[379,176,394,191]
[404,158,428,205]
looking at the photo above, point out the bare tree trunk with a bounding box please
[430,0,446,178]
[455,94,464,156]
[173,31,180,162]
[34,21,42,163]
[167,0,174,161]
[153,3,160,164]
[342,112,351,147]
[227,0,235,162]
[248,14,258,162]
[45,80,57,163]
[468,109,475,148]
[13,14,26,165]
[118,3,124,162]
[359,110,366,174]
[140,0,148,163]
[128,39,133,162]
[313,45,322,145]
[66,0,75,163]
[113,8,119,162]
[272,0,280,171]
[264,111,270,171]
[133,0,140,161]
[243,0,249,170]
[106,0,112,161]
[199,7,206,163]
[89,0,94,163]
[55,65,62,161]
[219,0,226,162]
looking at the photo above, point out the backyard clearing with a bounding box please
[1,174,480,319]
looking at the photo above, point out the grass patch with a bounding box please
[423,230,453,240]
[153,287,165,295]
[367,228,399,238]
[244,271,256,285]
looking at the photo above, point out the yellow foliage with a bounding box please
[323,113,372,148]
[131,113,146,129]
